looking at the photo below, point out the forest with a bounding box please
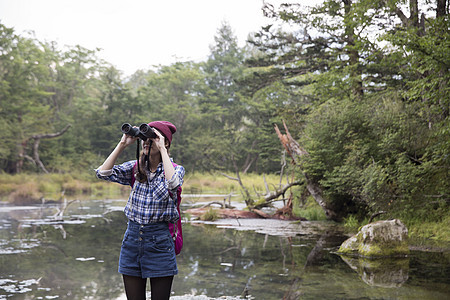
[0,0,448,237]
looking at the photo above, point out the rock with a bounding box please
[339,235,359,253]
[338,219,409,258]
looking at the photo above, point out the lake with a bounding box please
[0,199,449,299]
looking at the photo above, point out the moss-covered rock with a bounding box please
[338,235,359,255]
[338,219,409,258]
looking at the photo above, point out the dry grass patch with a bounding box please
[184,172,280,195]
[8,181,42,204]
[1,171,283,204]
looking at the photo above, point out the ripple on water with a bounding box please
[0,238,40,254]
[0,278,40,294]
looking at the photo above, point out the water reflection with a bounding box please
[0,201,449,299]
[339,256,409,288]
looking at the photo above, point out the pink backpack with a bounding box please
[131,162,183,255]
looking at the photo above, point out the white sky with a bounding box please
[0,0,322,76]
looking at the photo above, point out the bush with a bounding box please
[293,196,327,221]
[200,207,219,221]
[300,95,449,223]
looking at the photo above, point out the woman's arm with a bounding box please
[153,131,175,180]
[160,147,175,180]
[98,134,137,171]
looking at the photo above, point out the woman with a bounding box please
[96,121,184,300]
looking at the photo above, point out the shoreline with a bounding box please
[1,186,449,250]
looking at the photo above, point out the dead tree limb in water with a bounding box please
[221,155,302,212]
[253,179,303,210]
[274,121,338,220]
[221,156,253,207]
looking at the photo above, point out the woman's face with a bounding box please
[142,137,158,155]
[142,138,152,155]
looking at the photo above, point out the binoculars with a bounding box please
[121,123,157,140]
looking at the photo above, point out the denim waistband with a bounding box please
[127,220,169,233]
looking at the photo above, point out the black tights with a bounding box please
[122,275,174,300]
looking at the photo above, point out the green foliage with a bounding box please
[184,171,279,197]
[407,215,450,242]
[343,215,361,231]
[0,1,448,235]
[342,214,370,234]
[383,17,450,118]
[200,207,219,221]
[299,93,448,220]
[295,200,327,221]
[246,1,449,225]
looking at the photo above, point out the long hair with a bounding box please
[134,140,170,183]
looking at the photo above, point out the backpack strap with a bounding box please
[167,162,183,254]
[131,161,137,187]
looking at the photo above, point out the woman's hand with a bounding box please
[120,133,138,147]
[98,133,137,171]
[151,129,175,179]
[152,130,167,152]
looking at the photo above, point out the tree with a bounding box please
[0,25,58,172]
[199,22,249,172]
[0,23,125,173]
[243,0,449,220]
[130,62,205,170]
[25,124,72,173]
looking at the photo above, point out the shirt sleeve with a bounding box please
[95,160,136,186]
[167,164,185,191]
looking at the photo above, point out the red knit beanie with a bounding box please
[147,121,177,145]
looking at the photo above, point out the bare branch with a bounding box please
[29,124,72,173]
[220,173,239,181]
[279,150,287,186]
[395,7,409,26]
[263,174,270,194]
[22,154,36,165]
[368,211,387,223]
[263,180,302,203]
[31,124,72,140]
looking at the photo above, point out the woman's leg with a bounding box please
[122,274,147,300]
[149,276,174,300]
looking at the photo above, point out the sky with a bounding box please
[0,0,322,76]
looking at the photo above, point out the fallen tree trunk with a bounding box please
[186,207,263,219]
[185,207,303,221]
[274,121,338,221]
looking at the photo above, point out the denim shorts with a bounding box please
[118,220,178,278]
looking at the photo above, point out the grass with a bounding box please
[406,215,450,243]
[293,196,328,221]
[183,171,280,195]
[342,215,369,232]
[0,171,281,204]
[0,172,128,203]
[200,207,219,221]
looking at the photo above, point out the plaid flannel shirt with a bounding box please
[96,160,184,224]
